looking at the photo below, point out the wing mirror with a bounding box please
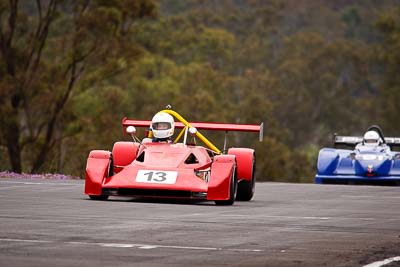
[189,127,197,136]
[126,126,139,143]
[126,125,142,143]
[187,127,197,145]
[126,126,136,136]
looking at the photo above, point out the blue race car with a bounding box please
[315,125,400,185]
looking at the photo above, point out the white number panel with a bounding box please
[136,170,178,184]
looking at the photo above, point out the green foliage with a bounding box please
[272,32,376,147]
[375,7,400,135]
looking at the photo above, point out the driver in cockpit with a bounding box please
[356,130,390,153]
[150,112,175,143]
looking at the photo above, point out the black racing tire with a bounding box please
[107,154,114,177]
[236,154,256,201]
[89,195,109,201]
[215,162,237,206]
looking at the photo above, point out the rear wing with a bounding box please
[334,135,400,147]
[122,108,263,154]
[334,135,363,146]
[383,137,400,147]
[122,118,264,142]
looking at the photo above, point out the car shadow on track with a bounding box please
[83,197,220,206]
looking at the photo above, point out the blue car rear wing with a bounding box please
[334,135,400,147]
[384,137,400,146]
[334,135,363,146]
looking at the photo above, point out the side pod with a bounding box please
[85,150,111,196]
[207,155,236,201]
[317,148,340,175]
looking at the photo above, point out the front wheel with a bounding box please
[89,195,109,201]
[215,163,237,206]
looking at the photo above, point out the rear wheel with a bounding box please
[89,195,109,201]
[215,163,237,206]
[236,155,256,201]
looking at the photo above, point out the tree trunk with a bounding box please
[30,116,56,173]
[5,113,22,173]
[30,59,80,173]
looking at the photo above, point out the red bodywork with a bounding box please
[86,143,236,201]
[85,114,262,204]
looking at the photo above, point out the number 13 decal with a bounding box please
[144,171,167,182]
[136,170,178,184]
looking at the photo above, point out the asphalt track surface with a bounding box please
[0,179,399,267]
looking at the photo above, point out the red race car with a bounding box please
[85,108,263,205]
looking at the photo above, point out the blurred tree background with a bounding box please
[0,0,399,182]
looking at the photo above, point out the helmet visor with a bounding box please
[152,122,171,130]
[365,139,378,144]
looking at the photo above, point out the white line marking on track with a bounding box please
[171,213,378,222]
[0,239,263,252]
[264,215,330,220]
[0,181,79,186]
[100,243,136,248]
[249,215,377,221]
[70,241,262,252]
[185,213,331,220]
[223,214,331,220]
[363,256,400,267]
[340,195,400,199]
[138,245,158,249]
[0,238,52,243]
[146,245,219,251]
[0,186,28,190]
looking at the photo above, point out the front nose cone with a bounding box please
[355,159,391,176]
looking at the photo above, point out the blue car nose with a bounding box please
[354,159,391,176]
